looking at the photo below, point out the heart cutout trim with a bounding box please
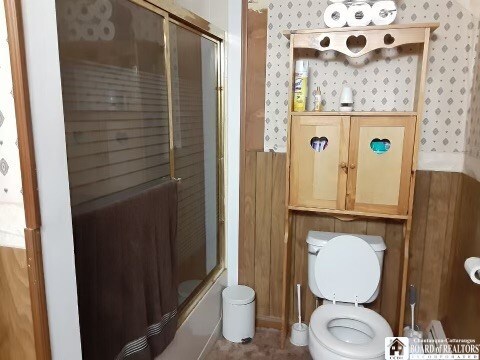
[384,34,395,45]
[346,35,367,54]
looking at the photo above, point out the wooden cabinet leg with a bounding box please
[398,220,412,335]
[280,212,293,349]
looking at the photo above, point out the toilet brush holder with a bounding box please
[290,323,309,347]
[403,326,423,339]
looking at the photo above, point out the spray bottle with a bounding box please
[293,60,309,112]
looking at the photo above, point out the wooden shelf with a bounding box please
[283,23,439,38]
[284,22,439,58]
[291,111,417,117]
[288,205,409,220]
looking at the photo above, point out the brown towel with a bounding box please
[73,180,178,360]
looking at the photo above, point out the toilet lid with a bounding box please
[314,235,380,304]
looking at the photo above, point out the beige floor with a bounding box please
[207,328,312,359]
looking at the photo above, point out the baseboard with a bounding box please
[198,317,222,360]
[256,315,282,330]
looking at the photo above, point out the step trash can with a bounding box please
[222,285,255,343]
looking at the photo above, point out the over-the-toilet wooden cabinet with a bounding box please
[280,24,438,347]
[289,114,415,216]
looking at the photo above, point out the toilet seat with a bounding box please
[310,304,392,359]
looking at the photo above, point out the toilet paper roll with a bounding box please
[347,3,373,27]
[68,23,82,41]
[82,25,99,41]
[324,3,348,28]
[372,1,397,26]
[465,257,480,285]
[99,21,115,41]
[77,0,94,22]
[64,1,78,22]
[95,0,113,21]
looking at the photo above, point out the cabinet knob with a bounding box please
[339,162,348,169]
[350,164,356,169]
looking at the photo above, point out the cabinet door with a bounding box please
[290,116,350,209]
[346,116,415,215]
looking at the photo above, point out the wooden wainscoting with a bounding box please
[405,171,461,330]
[0,247,35,360]
[239,151,286,327]
[444,173,480,341]
[243,7,267,152]
[239,150,463,332]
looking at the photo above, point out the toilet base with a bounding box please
[308,326,384,360]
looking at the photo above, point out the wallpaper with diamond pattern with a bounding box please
[263,0,480,155]
[0,2,25,248]
[465,27,480,180]
[466,31,480,160]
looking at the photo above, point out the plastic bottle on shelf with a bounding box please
[313,86,323,112]
[293,60,309,112]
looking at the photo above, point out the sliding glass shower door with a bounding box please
[55,0,224,319]
[169,23,221,306]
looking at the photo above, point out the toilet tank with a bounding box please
[307,231,386,303]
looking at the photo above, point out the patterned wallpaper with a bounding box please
[465,27,480,180]
[0,2,25,248]
[466,32,480,160]
[263,0,480,155]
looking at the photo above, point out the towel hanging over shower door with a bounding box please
[73,180,178,360]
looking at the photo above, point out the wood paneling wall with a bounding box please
[0,247,35,360]
[444,174,480,341]
[239,151,475,334]
[405,171,461,330]
[244,9,267,151]
[240,151,285,325]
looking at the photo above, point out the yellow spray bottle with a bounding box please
[293,60,309,112]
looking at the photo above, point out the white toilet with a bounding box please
[307,231,393,360]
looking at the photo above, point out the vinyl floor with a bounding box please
[206,328,312,359]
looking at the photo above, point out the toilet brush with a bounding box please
[403,285,423,340]
[290,284,309,347]
[297,284,302,326]
[410,285,416,331]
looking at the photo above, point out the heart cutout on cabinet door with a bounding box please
[370,138,391,154]
[310,136,329,152]
[346,35,367,54]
